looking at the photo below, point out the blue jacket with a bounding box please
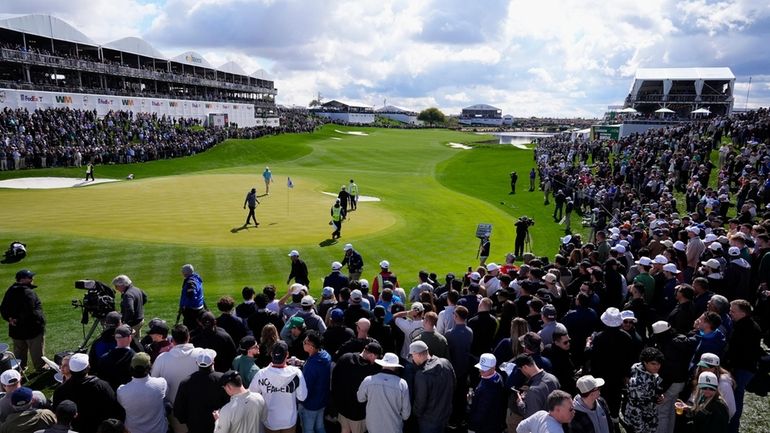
[469,372,507,433]
[180,273,204,309]
[302,350,332,410]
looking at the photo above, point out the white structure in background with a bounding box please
[314,100,375,124]
[375,105,421,124]
[502,114,514,126]
[625,67,735,116]
[459,104,503,126]
[0,14,278,127]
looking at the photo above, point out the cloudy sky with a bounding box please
[3,0,770,117]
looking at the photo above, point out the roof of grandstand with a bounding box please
[463,104,501,111]
[0,14,97,46]
[218,61,248,76]
[103,36,168,60]
[251,69,272,81]
[634,67,735,81]
[172,51,214,69]
[376,105,415,113]
[0,14,265,81]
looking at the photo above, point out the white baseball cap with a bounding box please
[576,375,606,394]
[0,369,21,386]
[288,250,299,257]
[652,321,671,334]
[331,261,343,271]
[653,255,668,265]
[69,353,90,373]
[701,258,721,269]
[195,349,217,367]
[486,263,499,272]
[635,256,653,266]
[474,353,497,371]
[343,243,353,251]
[728,246,741,257]
[662,263,680,274]
[379,260,390,269]
[673,241,686,251]
[708,242,722,251]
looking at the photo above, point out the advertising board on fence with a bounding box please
[0,88,260,127]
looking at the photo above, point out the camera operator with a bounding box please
[515,217,534,259]
[88,311,144,376]
[112,275,147,335]
[0,269,45,372]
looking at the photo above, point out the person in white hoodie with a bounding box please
[249,341,307,433]
[151,324,204,433]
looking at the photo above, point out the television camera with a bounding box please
[72,280,116,350]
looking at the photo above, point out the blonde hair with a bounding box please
[510,317,529,358]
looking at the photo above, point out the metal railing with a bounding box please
[0,48,277,95]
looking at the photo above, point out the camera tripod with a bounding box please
[77,310,104,352]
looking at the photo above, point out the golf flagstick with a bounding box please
[287,177,294,216]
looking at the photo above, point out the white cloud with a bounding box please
[3,0,770,116]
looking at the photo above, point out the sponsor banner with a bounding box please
[0,88,257,127]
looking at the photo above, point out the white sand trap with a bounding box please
[334,129,369,136]
[448,142,472,150]
[330,137,342,140]
[321,191,381,202]
[0,177,119,189]
[513,144,532,150]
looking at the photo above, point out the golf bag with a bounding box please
[1,241,26,264]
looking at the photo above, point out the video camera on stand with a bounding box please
[71,280,116,351]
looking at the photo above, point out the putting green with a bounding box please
[0,173,395,246]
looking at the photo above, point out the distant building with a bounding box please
[313,100,375,124]
[459,104,502,126]
[625,67,735,116]
[376,105,420,124]
[502,114,514,126]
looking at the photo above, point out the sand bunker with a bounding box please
[330,137,342,140]
[513,144,532,150]
[334,130,369,136]
[448,142,472,150]
[0,177,119,189]
[322,191,381,202]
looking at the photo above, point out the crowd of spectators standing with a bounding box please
[2,109,770,433]
[0,107,325,171]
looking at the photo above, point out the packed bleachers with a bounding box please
[0,107,325,170]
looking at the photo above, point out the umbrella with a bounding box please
[619,107,638,113]
[655,108,675,113]
[691,108,711,114]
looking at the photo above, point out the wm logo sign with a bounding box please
[55,95,73,104]
[122,99,134,106]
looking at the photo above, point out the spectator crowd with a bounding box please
[2,109,770,433]
[0,107,324,171]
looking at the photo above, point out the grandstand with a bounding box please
[313,100,375,124]
[0,14,278,127]
[458,104,503,126]
[625,67,735,116]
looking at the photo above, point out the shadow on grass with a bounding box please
[230,224,257,233]
[318,238,338,247]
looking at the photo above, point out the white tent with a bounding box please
[0,14,97,46]
[103,37,167,60]
[691,108,711,114]
[619,107,638,114]
[655,108,675,113]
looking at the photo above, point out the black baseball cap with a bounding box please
[15,269,34,280]
[271,341,289,365]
